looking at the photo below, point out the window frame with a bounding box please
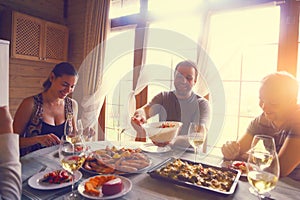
[101,0,299,140]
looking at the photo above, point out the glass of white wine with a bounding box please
[188,122,206,162]
[59,135,86,199]
[247,148,279,200]
[250,135,276,169]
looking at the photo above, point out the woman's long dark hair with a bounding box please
[43,62,78,91]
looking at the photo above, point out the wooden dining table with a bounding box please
[21,140,300,200]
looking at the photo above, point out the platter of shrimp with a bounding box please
[82,146,151,175]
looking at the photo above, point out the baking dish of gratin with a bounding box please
[147,157,241,195]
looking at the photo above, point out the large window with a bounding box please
[145,5,281,146]
[106,1,282,146]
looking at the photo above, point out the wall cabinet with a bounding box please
[11,11,68,63]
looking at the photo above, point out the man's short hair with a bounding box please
[175,60,198,80]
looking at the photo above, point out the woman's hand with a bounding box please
[37,134,60,147]
[221,141,240,160]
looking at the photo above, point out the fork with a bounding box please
[23,189,41,200]
[22,165,47,199]
[22,165,47,183]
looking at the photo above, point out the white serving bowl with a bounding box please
[142,121,183,147]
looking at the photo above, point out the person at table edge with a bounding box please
[0,106,21,200]
[222,71,300,180]
[131,60,211,147]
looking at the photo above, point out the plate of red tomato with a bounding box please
[28,169,82,190]
[221,160,248,177]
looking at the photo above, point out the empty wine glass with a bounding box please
[64,118,85,145]
[76,119,91,142]
[247,147,279,199]
[77,119,84,135]
[59,134,86,199]
[188,123,207,162]
[111,112,129,147]
[64,113,74,137]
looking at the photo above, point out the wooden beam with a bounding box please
[133,0,148,109]
[277,0,299,76]
[98,98,106,141]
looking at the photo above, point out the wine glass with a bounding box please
[112,113,128,147]
[188,123,207,162]
[59,135,86,199]
[247,148,280,199]
[250,135,276,169]
[77,119,95,142]
[77,119,84,135]
[64,113,74,137]
[65,118,84,144]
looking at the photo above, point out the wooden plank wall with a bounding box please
[0,0,87,116]
[9,58,53,115]
[67,0,86,70]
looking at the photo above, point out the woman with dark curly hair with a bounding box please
[13,62,79,156]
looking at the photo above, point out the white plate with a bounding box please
[81,159,152,175]
[81,148,152,175]
[78,175,132,199]
[221,160,247,177]
[28,170,82,190]
[140,143,171,153]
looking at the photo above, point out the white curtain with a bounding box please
[73,0,110,140]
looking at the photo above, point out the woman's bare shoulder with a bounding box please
[13,96,35,131]
[17,96,35,111]
[22,96,34,105]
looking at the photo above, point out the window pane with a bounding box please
[144,49,183,102]
[149,0,202,12]
[240,82,261,117]
[105,29,135,141]
[207,5,280,146]
[217,116,239,144]
[208,6,280,73]
[148,16,202,44]
[110,0,140,18]
[238,117,254,138]
[145,15,201,102]
[222,82,240,116]
[242,44,278,81]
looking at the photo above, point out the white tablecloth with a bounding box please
[21,141,300,200]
